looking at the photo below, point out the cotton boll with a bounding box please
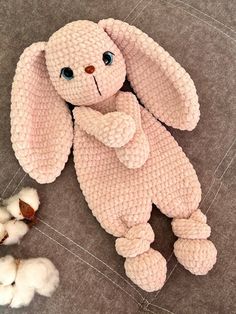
[15,258,59,298]
[34,259,60,297]
[18,187,40,212]
[4,194,24,220]
[10,285,35,308]
[0,223,6,241]
[0,256,59,308]
[4,187,39,220]
[3,220,29,245]
[0,206,11,223]
[0,285,15,306]
[0,255,17,285]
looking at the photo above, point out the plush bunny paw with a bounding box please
[115,129,150,168]
[97,112,136,148]
[73,107,136,148]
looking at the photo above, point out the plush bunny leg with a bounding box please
[147,113,217,275]
[83,193,167,292]
[116,223,167,292]
[152,186,216,274]
[172,209,217,275]
[152,186,216,275]
[115,92,150,168]
[73,106,136,148]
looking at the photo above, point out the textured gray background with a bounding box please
[0,0,235,313]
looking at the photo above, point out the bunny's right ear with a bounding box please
[11,42,73,184]
[99,19,200,131]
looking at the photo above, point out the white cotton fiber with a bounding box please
[0,255,59,308]
[3,220,29,245]
[18,187,40,211]
[0,285,15,306]
[0,255,17,285]
[10,286,35,308]
[0,206,11,223]
[0,223,6,241]
[4,193,24,220]
[4,187,40,220]
[15,257,60,297]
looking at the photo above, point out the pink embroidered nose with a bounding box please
[85,65,95,74]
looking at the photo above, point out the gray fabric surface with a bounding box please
[0,0,235,313]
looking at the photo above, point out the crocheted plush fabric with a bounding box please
[11,42,73,184]
[10,19,217,292]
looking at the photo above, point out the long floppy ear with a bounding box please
[11,42,73,184]
[99,19,200,131]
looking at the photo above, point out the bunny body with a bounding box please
[10,19,217,292]
[74,91,201,232]
[73,91,206,291]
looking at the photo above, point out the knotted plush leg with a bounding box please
[115,223,167,292]
[172,209,217,275]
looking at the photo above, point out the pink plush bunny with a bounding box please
[11,19,217,292]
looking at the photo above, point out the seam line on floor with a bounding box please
[0,167,21,198]
[130,0,153,24]
[173,0,236,34]
[34,226,142,309]
[163,0,236,44]
[124,0,145,21]
[11,173,27,196]
[37,217,145,301]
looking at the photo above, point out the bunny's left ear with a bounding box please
[11,42,73,184]
[99,18,200,130]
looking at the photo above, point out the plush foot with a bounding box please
[115,223,167,292]
[125,248,167,292]
[172,209,217,275]
[174,238,217,275]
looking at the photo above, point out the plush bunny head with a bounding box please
[46,21,126,106]
[11,19,199,183]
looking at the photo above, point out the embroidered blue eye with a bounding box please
[60,67,74,80]
[103,51,114,65]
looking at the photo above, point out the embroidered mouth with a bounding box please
[93,76,102,96]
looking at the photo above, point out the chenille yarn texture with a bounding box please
[11,18,217,292]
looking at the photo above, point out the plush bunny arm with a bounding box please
[115,92,150,168]
[73,106,136,148]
